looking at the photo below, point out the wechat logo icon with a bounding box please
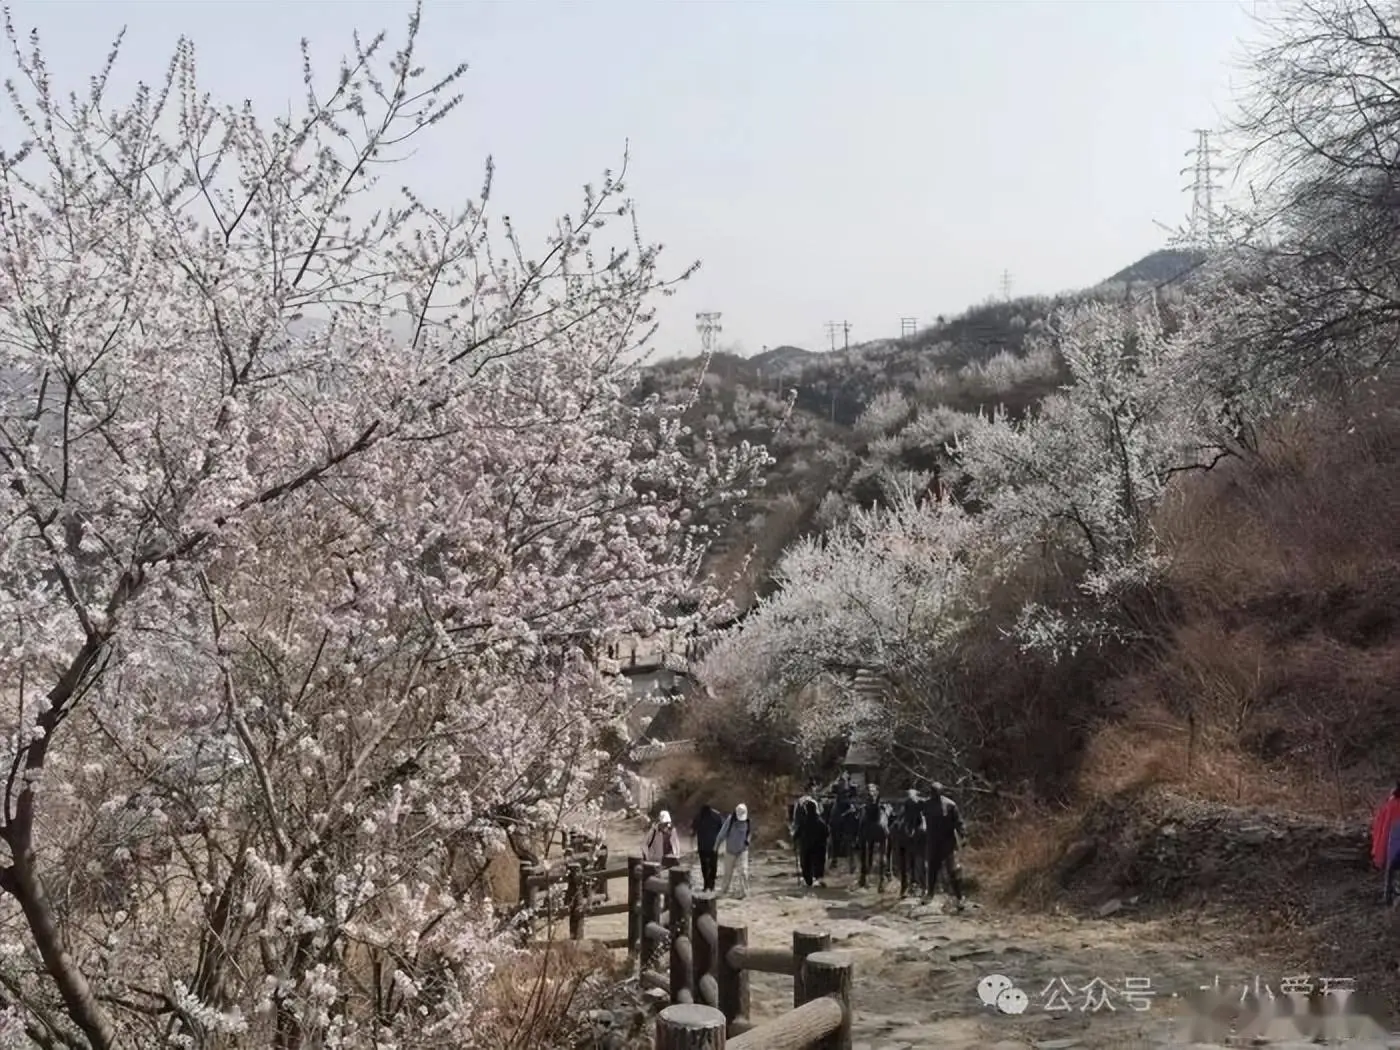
[978,973,1029,1015]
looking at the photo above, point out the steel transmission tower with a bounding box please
[695,311,722,355]
[1182,129,1224,247]
[900,317,917,339]
[999,270,1013,301]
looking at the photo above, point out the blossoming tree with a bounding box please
[696,485,988,766]
[0,8,764,1048]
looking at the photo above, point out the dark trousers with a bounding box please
[799,841,827,886]
[698,849,719,891]
[928,842,964,900]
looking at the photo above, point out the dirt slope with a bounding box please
[590,817,1400,1049]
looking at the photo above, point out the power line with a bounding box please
[900,317,917,339]
[1181,129,1225,247]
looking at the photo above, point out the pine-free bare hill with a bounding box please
[594,818,1400,1049]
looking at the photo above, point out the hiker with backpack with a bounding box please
[642,810,681,865]
[718,803,753,899]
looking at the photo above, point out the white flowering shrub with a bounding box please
[949,298,1295,652]
[697,485,987,757]
[853,389,913,439]
[0,9,764,1047]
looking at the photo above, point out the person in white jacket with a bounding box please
[718,803,752,899]
[642,810,682,864]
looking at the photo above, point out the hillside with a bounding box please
[1099,247,1207,287]
[669,217,1400,1022]
[645,248,1199,601]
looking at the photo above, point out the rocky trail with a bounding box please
[591,818,1400,1049]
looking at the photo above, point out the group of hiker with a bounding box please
[639,771,968,908]
[642,802,754,898]
[790,773,967,908]
[636,777,1400,914]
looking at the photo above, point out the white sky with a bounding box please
[6,0,1267,358]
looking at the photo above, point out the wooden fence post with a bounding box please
[655,1003,727,1049]
[640,860,662,980]
[716,923,750,1036]
[566,862,585,941]
[799,950,854,1050]
[518,861,532,908]
[691,891,719,1010]
[595,843,610,901]
[668,866,695,1004]
[627,855,644,965]
[791,929,832,1008]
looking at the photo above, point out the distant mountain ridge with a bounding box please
[750,345,816,371]
[1100,247,1208,288]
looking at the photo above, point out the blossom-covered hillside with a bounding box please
[641,257,1199,602]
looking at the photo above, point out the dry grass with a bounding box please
[475,939,627,1049]
[967,803,1083,908]
[1135,383,1400,813]
[984,380,1400,899]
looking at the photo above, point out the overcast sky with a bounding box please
[7,0,1265,359]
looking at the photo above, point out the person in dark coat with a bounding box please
[793,796,830,888]
[924,781,967,910]
[691,803,725,892]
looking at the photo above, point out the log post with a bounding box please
[627,855,644,966]
[716,923,751,1036]
[669,866,695,1004]
[517,861,531,908]
[640,860,662,980]
[691,891,720,1009]
[595,843,610,901]
[791,929,832,1008]
[655,1003,727,1049]
[800,950,854,1050]
[567,862,585,941]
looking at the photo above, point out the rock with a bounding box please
[1096,898,1124,918]
[1032,1039,1084,1049]
[949,946,995,961]
[641,986,669,1009]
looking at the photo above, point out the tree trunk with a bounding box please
[3,637,119,1050]
[9,843,117,1050]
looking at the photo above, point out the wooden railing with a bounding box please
[516,832,634,951]
[518,842,857,1048]
[654,949,853,1049]
[633,856,854,1049]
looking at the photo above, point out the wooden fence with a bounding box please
[634,858,853,1049]
[516,832,635,950]
[518,843,855,1049]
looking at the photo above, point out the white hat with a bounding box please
[658,810,672,824]
[734,803,748,820]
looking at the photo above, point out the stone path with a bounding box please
[593,819,1400,1048]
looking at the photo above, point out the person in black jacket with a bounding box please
[691,803,725,891]
[924,782,967,910]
